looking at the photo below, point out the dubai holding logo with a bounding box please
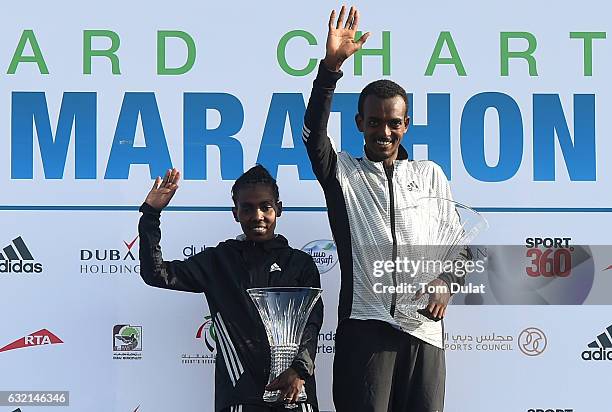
[80,235,140,274]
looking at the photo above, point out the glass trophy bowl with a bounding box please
[247,287,322,408]
[395,197,488,323]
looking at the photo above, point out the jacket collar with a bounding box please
[360,144,409,174]
[231,233,289,251]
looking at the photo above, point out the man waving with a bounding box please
[302,6,464,412]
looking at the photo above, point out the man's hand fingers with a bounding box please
[172,170,181,186]
[343,6,355,29]
[159,188,175,195]
[356,32,370,47]
[161,169,170,186]
[152,176,161,190]
[265,378,279,390]
[336,5,346,29]
[426,302,436,314]
[171,168,179,183]
[433,303,448,319]
[328,10,336,30]
[351,8,360,30]
[168,169,175,186]
[279,386,291,400]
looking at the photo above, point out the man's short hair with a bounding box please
[231,164,280,204]
[358,79,409,117]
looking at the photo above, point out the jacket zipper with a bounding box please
[386,165,398,318]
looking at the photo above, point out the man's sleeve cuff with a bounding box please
[315,61,344,85]
[437,273,454,289]
[139,202,161,216]
[290,361,310,379]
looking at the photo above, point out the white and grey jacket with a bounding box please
[303,62,464,348]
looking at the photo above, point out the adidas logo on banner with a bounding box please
[0,236,43,273]
[581,323,612,361]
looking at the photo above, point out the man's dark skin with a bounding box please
[323,5,451,319]
[144,167,305,403]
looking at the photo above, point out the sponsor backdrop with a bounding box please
[1,0,611,411]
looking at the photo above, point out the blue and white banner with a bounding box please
[1,1,611,411]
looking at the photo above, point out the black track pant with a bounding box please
[333,319,445,412]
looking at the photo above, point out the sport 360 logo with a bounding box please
[525,237,573,277]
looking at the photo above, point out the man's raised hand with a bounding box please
[145,168,180,211]
[323,5,370,72]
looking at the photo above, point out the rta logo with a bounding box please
[0,329,63,353]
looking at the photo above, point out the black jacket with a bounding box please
[138,203,323,411]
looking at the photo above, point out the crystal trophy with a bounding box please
[395,196,488,323]
[247,287,322,408]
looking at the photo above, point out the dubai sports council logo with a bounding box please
[518,327,547,356]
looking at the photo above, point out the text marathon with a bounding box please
[10,91,595,182]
